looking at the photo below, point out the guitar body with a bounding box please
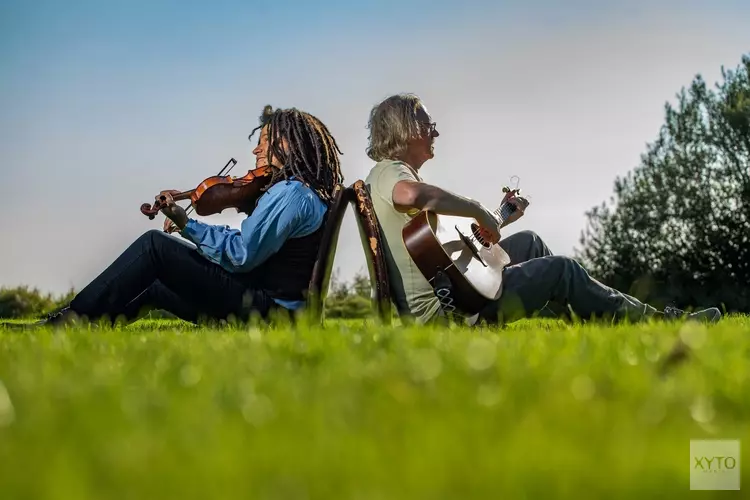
[402,210,511,315]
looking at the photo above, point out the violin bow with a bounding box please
[183,157,238,218]
[165,158,238,232]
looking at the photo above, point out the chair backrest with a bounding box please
[306,184,350,324]
[348,180,392,324]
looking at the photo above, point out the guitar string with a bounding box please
[465,201,514,246]
[445,186,519,320]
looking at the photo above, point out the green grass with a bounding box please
[1,316,749,499]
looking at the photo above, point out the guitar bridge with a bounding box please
[455,225,487,267]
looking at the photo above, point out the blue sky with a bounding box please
[1,0,748,294]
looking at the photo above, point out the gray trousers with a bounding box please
[475,231,656,324]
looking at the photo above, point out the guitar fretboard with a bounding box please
[493,201,516,225]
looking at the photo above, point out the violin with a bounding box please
[140,158,274,221]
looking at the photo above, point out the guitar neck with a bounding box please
[492,200,516,227]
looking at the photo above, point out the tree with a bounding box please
[577,54,750,312]
[0,286,75,319]
[323,268,374,319]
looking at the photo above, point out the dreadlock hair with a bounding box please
[248,104,344,204]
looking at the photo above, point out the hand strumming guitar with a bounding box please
[475,206,502,244]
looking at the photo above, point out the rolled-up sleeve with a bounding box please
[372,160,420,205]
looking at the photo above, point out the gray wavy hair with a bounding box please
[366,93,428,161]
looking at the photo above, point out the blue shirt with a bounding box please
[179,178,328,310]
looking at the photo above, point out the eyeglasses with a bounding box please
[421,121,437,135]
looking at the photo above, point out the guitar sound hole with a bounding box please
[470,223,491,249]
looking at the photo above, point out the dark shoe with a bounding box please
[662,305,721,323]
[41,307,80,327]
[5,307,81,330]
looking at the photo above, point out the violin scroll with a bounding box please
[140,202,160,220]
[140,191,193,220]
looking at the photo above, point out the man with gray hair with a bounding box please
[362,93,721,326]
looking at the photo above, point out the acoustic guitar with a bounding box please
[402,187,529,315]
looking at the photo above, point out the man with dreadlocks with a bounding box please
[30,105,344,327]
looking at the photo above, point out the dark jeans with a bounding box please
[476,230,655,324]
[68,230,276,324]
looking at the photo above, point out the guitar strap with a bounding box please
[433,269,464,323]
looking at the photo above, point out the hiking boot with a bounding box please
[662,305,721,323]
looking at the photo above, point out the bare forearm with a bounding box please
[393,181,482,219]
[416,185,482,218]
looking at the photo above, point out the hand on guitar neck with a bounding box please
[477,187,529,243]
[499,187,529,227]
